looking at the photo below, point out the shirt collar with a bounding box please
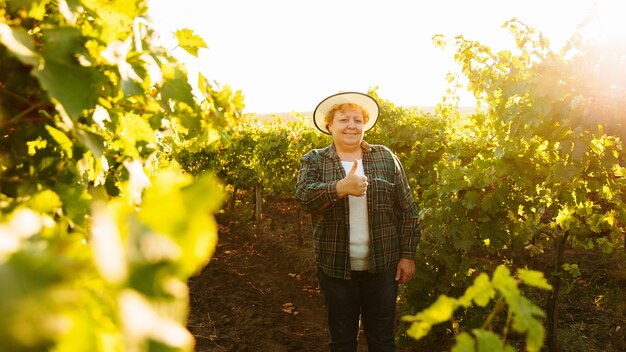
[324,140,372,159]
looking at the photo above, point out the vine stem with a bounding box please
[0,101,48,130]
[502,307,513,342]
[481,297,506,330]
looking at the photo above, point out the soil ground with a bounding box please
[187,198,626,352]
[187,199,353,352]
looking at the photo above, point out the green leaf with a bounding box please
[55,183,92,225]
[492,265,520,300]
[28,190,62,213]
[182,172,223,213]
[160,68,196,109]
[517,268,553,290]
[6,0,49,20]
[432,34,447,49]
[451,332,476,352]
[405,320,432,341]
[422,295,457,323]
[28,1,48,20]
[34,27,106,119]
[552,162,579,181]
[403,295,457,341]
[459,273,495,307]
[555,206,574,230]
[27,137,48,155]
[81,0,141,43]
[473,329,516,352]
[139,169,222,276]
[562,263,581,278]
[74,128,105,158]
[0,23,40,66]
[509,296,546,352]
[52,310,101,352]
[174,28,208,57]
[118,113,157,149]
[45,125,74,158]
[462,190,481,210]
[453,228,475,252]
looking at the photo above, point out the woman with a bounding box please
[295,92,421,351]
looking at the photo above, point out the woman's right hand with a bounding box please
[336,160,368,198]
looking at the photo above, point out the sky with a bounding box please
[147,0,605,114]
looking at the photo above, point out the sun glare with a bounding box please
[147,0,614,113]
[579,1,626,43]
[574,0,626,135]
[578,0,626,87]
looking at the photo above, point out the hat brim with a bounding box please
[313,92,380,135]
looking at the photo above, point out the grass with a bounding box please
[556,249,626,351]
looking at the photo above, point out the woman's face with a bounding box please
[328,108,364,149]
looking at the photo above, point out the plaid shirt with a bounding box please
[295,141,420,280]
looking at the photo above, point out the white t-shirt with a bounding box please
[341,159,370,270]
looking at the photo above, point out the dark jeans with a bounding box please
[317,267,398,352]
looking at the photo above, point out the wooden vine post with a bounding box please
[255,186,262,222]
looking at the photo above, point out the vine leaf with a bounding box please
[45,125,73,158]
[0,23,39,66]
[517,268,553,290]
[37,27,106,119]
[161,67,196,109]
[81,0,141,43]
[174,28,208,57]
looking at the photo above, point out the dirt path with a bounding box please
[187,201,332,351]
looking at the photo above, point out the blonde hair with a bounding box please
[324,103,370,131]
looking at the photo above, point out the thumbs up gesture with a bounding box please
[337,160,368,198]
[349,159,358,175]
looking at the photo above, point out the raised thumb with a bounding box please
[350,160,358,174]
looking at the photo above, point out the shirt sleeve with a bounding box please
[391,152,421,259]
[295,150,339,213]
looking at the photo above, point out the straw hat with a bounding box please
[312,92,379,135]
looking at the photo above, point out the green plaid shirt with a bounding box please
[295,141,420,280]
